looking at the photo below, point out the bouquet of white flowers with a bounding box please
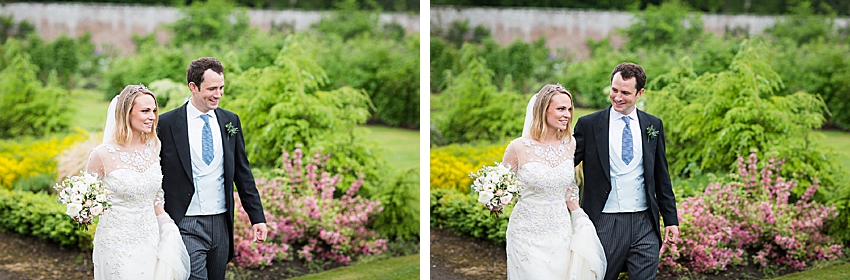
[469,162,522,218]
[53,171,111,231]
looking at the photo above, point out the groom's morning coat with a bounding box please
[574,106,678,241]
[158,103,266,261]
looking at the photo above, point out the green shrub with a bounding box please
[0,39,70,138]
[168,0,251,47]
[767,39,850,131]
[430,188,511,244]
[371,168,419,241]
[227,35,382,194]
[429,36,460,93]
[102,43,185,100]
[147,78,190,113]
[312,0,381,41]
[317,35,420,128]
[481,37,554,93]
[767,1,836,45]
[432,46,526,145]
[620,0,705,50]
[644,40,839,195]
[0,188,94,250]
[0,15,34,44]
[12,173,53,193]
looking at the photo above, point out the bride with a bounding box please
[502,84,607,279]
[85,84,190,279]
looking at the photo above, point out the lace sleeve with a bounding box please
[153,141,164,207]
[502,141,519,173]
[565,173,580,202]
[155,188,165,206]
[85,149,104,178]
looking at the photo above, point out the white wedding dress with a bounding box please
[503,136,606,280]
[86,141,189,279]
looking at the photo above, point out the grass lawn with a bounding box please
[773,263,850,279]
[818,130,850,168]
[289,254,419,280]
[364,125,419,171]
[72,89,111,132]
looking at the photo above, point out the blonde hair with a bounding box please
[529,84,573,142]
[114,84,159,146]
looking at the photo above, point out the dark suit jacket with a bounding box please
[573,106,678,241]
[158,103,266,261]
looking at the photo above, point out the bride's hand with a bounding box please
[566,200,580,212]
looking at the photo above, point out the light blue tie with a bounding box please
[200,114,213,165]
[622,116,634,164]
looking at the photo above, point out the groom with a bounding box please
[159,57,268,280]
[574,62,679,280]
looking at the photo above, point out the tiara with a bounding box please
[130,83,149,94]
[543,83,567,95]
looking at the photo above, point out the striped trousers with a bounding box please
[596,211,660,280]
[178,213,230,280]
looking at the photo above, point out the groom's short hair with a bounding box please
[187,57,225,87]
[611,62,646,92]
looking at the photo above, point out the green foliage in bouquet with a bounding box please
[0,39,71,138]
[644,40,839,196]
[430,188,511,244]
[0,188,94,250]
[227,35,381,195]
[432,46,526,145]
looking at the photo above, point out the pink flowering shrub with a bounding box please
[660,153,842,275]
[232,148,387,268]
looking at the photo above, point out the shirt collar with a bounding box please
[610,107,638,122]
[187,102,216,121]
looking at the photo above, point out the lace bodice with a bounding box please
[86,141,165,207]
[502,136,580,203]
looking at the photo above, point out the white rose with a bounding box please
[96,194,107,202]
[66,203,83,217]
[477,191,495,205]
[497,164,510,175]
[70,194,83,204]
[90,205,104,216]
[507,183,518,193]
[484,184,495,192]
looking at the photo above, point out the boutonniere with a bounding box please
[225,122,239,140]
[646,125,659,140]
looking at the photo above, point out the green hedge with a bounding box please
[430,188,511,244]
[0,188,93,250]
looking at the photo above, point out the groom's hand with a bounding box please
[252,223,269,243]
[663,225,680,244]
